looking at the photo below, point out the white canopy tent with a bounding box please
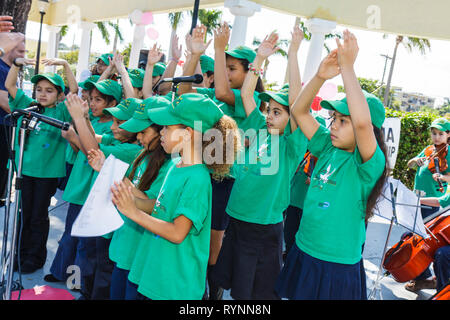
[27,0,450,80]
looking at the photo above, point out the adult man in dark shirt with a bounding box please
[0,33,26,205]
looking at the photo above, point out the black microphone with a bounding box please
[25,111,70,131]
[7,102,44,119]
[160,74,204,84]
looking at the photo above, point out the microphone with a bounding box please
[7,102,44,119]
[160,74,204,84]
[25,111,70,131]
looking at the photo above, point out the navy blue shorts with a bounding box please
[275,244,365,300]
[211,177,234,231]
[210,217,283,300]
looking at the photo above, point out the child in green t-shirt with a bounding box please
[111,93,241,300]
[86,96,174,300]
[210,27,307,300]
[4,57,78,274]
[407,117,450,219]
[277,30,388,300]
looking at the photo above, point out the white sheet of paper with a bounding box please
[71,155,128,237]
[374,177,427,237]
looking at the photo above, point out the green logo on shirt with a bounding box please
[313,164,336,190]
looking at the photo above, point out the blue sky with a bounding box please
[25,6,450,106]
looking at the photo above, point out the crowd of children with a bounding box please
[4,19,449,300]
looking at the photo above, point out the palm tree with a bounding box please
[383,35,431,107]
[196,9,222,36]
[94,20,124,54]
[168,12,184,61]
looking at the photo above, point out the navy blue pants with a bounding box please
[78,236,114,299]
[49,203,82,281]
[110,264,129,300]
[283,205,303,256]
[433,245,450,292]
[19,175,59,268]
[125,279,139,300]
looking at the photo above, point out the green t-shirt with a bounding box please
[438,193,450,208]
[65,143,78,165]
[129,159,212,300]
[295,125,386,264]
[108,156,174,270]
[196,87,261,129]
[9,89,72,178]
[62,118,112,205]
[289,170,309,209]
[226,108,308,225]
[413,146,450,197]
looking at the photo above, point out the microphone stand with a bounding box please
[0,110,68,300]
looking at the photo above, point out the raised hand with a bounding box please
[316,49,340,81]
[289,24,304,53]
[13,57,35,67]
[41,58,69,67]
[256,32,280,60]
[65,92,89,119]
[147,43,163,66]
[335,29,359,69]
[190,25,212,55]
[170,33,182,62]
[112,53,127,74]
[213,22,230,51]
[87,148,106,172]
[0,16,14,32]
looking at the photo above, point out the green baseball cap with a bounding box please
[78,75,100,90]
[128,68,145,88]
[97,53,113,66]
[147,93,224,133]
[429,117,450,132]
[320,90,386,129]
[259,84,289,107]
[31,73,65,92]
[225,45,256,63]
[85,79,123,103]
[152,62,166,77]
[119,96,171,133]
[103,97,141,121]
[200,55,214,73]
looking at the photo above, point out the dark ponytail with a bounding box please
[365,126,389,223]
[127,124,166,192]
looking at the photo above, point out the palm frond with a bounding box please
[168,12,183,30]
[95,22,110,45]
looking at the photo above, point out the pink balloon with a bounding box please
[311,96,323,111]
[141,12,154,25]
[318,82,338,100]
[146,27,159,40]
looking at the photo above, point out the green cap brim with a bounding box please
[429,124,447,131]
[119,118,153,133]
[103,107,132,121]
[320,100,350,116]
[31,74,65,92]
[147,106,181,127]
[259,92,289,107]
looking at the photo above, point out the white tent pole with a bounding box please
[302,18,336,83]
[76,21,95,81]
[225,0,261,49]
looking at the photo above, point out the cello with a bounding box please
[382,207,450,283]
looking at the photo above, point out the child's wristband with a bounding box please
[248,63,263,77]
